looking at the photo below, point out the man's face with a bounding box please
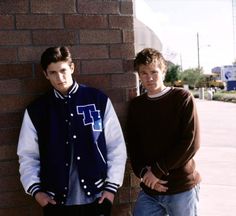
[44,61,74,95]
[138,59,165,95]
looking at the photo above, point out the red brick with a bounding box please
[16,15,63,29]
[125,160,133,173]
[114,102,128,126]
[0,64,33,79]
[0,31,31,46]
[110,43,135,59]
[0,161,19,176]
[0,128,19,146]
[112,203,132,216]
[120,1,133,15]
[0,175,22,192]
[123,30,134,43]
[118,187,131,203]
[81,59,123,74]
[0,191,32,207]
[78,74,111,90]
[126,87,139,101]
[109,100,126,116]
[0,145,17,160]
[122,170,131,187]
[73,60,80,74]
[65,15,108,29]
[123,59,135,72]
[0,112,22,129]
[0,15,14,29]
[0,79,22,95]
[111,72,137,88]
[18,46,46,62]
[80,30,122,44]
[34,64,47,78]
[109,15,133,29]
[131,187,141,202]
[69,45,109,60]
[78,1,119,14]
[22,78,51,94]
[31,202,44,216]
[0,207,30,216]
[0,95,35,113]
[32,30,78,45]
[31,0,76,13]
[130,172,140,187]
[0,0,29,14]
[104,88,125,103]
[0,48,18,63]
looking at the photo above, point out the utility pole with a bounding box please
[197,32,200,70]
[233,0,236,61]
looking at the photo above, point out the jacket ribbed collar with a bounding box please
[53,80,79,99]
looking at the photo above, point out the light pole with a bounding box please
[197,32,211,71]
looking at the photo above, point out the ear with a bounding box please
[162,72,166,80]
[70,63,75,74]
[43,70,49,80]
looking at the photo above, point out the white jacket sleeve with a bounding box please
[103,99,127,192]
[17,110,41,196]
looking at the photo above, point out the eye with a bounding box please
[61,69,67,74]
[140,71,148,76]
[48,71,56,75]
[151,70,158,74]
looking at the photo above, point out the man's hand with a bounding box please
[98,191,114,204]
[35,192,56,207]
[142,167,168,192]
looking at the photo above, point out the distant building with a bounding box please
[211,66,222,80]
[133,18,162,53]
[220,65,236,90]
[133,0,163,53]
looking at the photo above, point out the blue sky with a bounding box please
[136,0,235,73]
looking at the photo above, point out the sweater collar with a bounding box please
[147,87,171,98]
[53,80,79,99]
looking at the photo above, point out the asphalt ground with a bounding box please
[194,99,236,216]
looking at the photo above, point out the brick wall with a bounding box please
[0,0,140,215]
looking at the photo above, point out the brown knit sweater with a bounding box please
[127,87,201,195]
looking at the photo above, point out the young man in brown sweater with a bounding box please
[127,48,201,216]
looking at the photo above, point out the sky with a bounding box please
[135,0,235,73]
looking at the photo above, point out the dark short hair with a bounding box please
[134,48,167,73]
[40,46,73,71]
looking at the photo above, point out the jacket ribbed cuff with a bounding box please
[27,183,42,197]
[104,181,119,194]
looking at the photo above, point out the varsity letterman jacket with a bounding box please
[17,81,127,205]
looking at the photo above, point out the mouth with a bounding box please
[58,82,66,86]
[146,82,155,87]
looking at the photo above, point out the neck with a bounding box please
[148,85,166,96]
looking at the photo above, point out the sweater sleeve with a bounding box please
[126,100,146,179]
[103,98,127,194]
[17,110,42,197]
[151,93,200,178]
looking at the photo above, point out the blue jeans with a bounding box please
[133,184,200,216]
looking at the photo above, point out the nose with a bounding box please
[147,74,153,81]
[56,72,64,81]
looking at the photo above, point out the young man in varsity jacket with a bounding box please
[17,46,127,216]
[127,48,201,216]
